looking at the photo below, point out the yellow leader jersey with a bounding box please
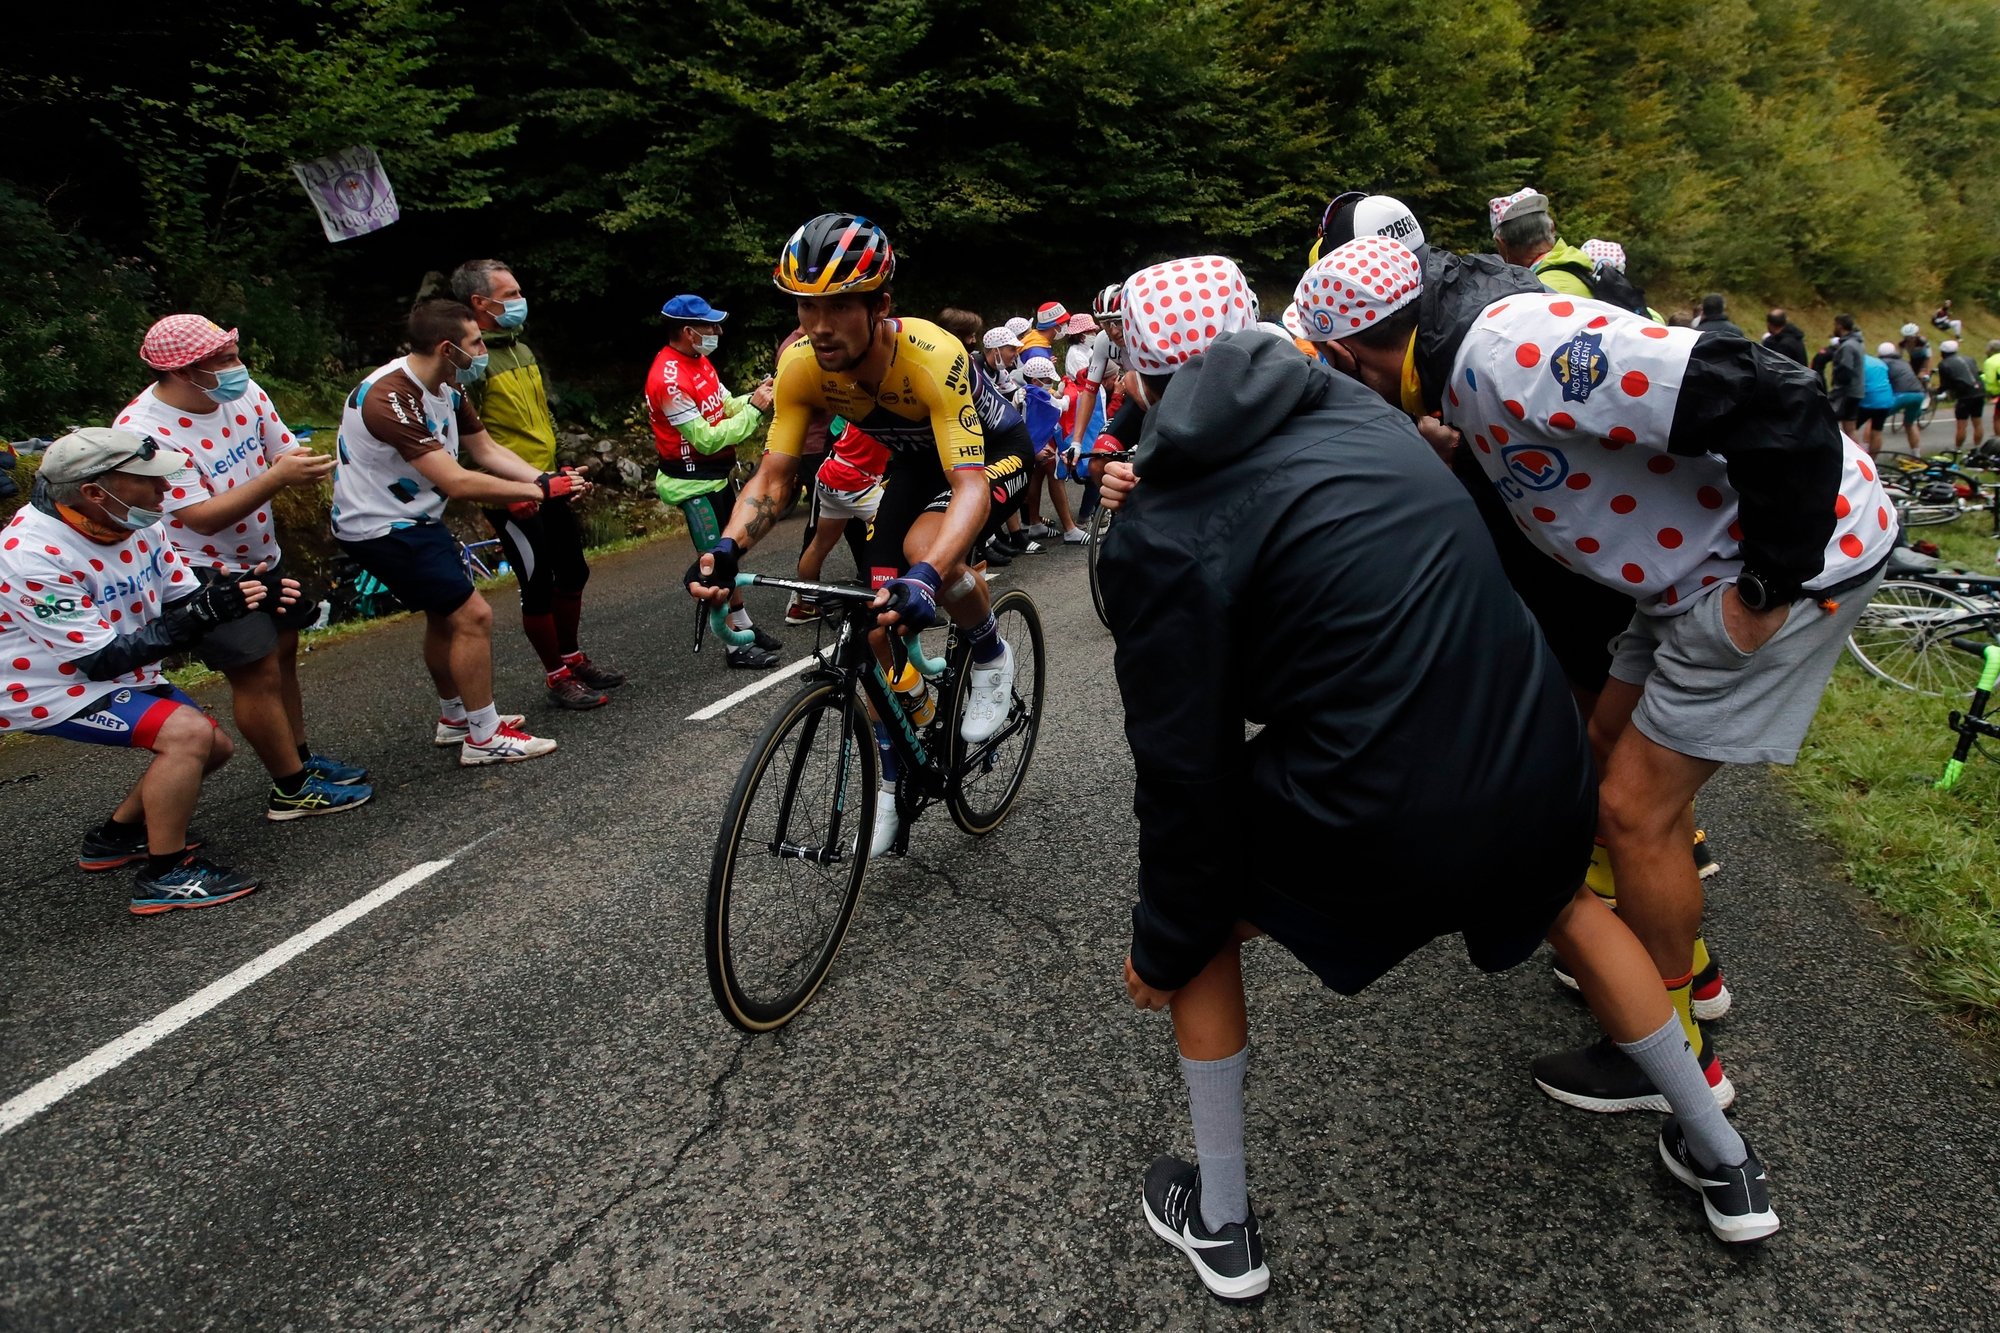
[767,318,985,472]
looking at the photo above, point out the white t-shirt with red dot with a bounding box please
[1444,292,1897,614]
[114,379,299,574]
[0,507,195,732]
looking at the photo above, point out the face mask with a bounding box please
[194,365,250,404]
[696,333,721,356]
[448,343,489,384]
[99,489,163,532]
[493,297,528,329]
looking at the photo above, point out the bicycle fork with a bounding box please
[1937,644,2000,791]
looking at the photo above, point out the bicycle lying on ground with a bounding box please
[1848,574,2000,696]
[695,572,1046,1032]
[1935,635,2000,791]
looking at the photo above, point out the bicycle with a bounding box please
[696,571,1046,1031]
[1084,449,1132,629]
[1848,580,2000,695]
[1936,636,2000,791]
[459,536,504,582]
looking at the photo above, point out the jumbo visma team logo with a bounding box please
[1550,329,1608,403]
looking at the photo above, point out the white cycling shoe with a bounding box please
[869,799,901,857]
[958,641,1015,744]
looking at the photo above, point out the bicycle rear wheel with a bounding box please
[945,588,1046,836]
[706,678,877,1031]
[1087,506,1113,629]
[1847,582,1984,694]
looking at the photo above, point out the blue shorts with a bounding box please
[44,684,211,748]
[338,524,474,615]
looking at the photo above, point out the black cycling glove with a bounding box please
[685,536,740,597]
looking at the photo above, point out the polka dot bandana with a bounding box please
[1118,255,1255,376]
[1020,357,1060,382]
[1292,238,1423,342]
[1281,302,1307,340]
[1582,238,1627,272]
[140,314,237,371]
[1488,187,1549,236]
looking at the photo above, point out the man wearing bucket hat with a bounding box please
[1,428,297,912]
[116,314,372,823]
[648,293,783,669]
[1489,186,1595,300]
[1100,256,1706,1298]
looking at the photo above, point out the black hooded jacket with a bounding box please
[1101,333,1595,993]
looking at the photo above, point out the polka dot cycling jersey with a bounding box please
[1446,292,1896,613]
[0,506,193,732]
[115,379,299,575]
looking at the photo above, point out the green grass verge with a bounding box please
[1783,506,2000,1047]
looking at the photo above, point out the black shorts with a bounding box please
[192,554,312,671]
[481,496,589,615]
[1861,407,1891,431]
[864,424,1033,584]
[1957,396,1988,421]
[338,524,475,615]
[1836,397,1864,424]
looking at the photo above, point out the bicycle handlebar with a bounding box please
[699,574,947,676]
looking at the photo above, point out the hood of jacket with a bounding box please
[1412,247,1546,413]
[1133,331,1336,484]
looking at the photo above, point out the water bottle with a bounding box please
[893,661,936,725]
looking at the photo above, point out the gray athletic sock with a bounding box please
[1179,1045,1249,1231]
[1618,1016,1746,1168]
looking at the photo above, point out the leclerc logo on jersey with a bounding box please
[1550,328,1608,403]
[1502,443,1570,491]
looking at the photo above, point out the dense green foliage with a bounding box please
[3,0,1998,435]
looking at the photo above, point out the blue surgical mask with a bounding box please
[197,365,251,404]
[102,490,163,531]
[697,333,720,356]
[494,297,528,329]
[449,343,490,384]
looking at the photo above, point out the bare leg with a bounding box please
[222,651,305,781]
[905,512,992,630]
[438,593,496,711]
[423,611,460,700]
[141,707,231,855]
[276,628,308,751]
[1168,930,1254,1059]
[1599,724,1718,981]
[1545,886,1674,1041]
[798,516,847,583]
[1047,470,1078,532]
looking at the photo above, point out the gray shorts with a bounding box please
[1608,569,1886,764]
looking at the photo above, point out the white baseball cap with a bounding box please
[1941,339,1960,354]
[1901,323,1921,338]
[1878,342,1898,357]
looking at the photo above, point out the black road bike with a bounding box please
[695,573,1045,1031]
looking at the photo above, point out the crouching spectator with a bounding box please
[2,429,295,913]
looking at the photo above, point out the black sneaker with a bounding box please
[129,855,259,916]
[79,824,201,873]
[981,540,1014,568]
[567,655,627,690]
[991,530,1026,556]
[750,624,784,653]
[1658,1117,1780,1243]
[547,669,610,710]
[725,643,782,670]
[1531,1036,1735,1114]
[1140,1155,1269,1301]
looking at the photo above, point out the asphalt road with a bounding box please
[3,511,1998,1331]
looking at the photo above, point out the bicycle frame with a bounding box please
[1937,642,2000,791]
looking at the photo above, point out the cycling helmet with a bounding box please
[773,213,896,296]
[1901,322,1921,339]
[1091,283,1125,323]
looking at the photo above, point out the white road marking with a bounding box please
[686,654,816,720]
[0,859,454,1137]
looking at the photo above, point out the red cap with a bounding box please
[140,314,238,370]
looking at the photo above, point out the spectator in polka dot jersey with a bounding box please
[1301,236,1895,1118]
[115,314,373,823]
[2,429,299,913]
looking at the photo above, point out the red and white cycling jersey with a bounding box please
[646,345,734,473]
[1447,292,1895,613]
[818,421,889,494]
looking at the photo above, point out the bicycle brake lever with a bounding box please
[693,599,707,654]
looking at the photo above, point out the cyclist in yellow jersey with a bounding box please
[686,215,1031,854]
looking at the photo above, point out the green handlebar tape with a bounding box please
[706,572,762,646]
[1936,757,1966,791]
[905,634,947,678]
[1980,645,2000,693]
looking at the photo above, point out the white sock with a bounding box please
[465,703,502,745]
[1180,1045,1250,1231]
[439,695,467,724]
[727,607,753,631]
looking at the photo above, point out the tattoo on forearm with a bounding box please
[743,494,780,542]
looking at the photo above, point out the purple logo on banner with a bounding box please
[291,146,400,243]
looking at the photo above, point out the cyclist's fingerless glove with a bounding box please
[185,575,254,627]
[538,470,581,500]
[883,561,942,631]
[686,537,740,596]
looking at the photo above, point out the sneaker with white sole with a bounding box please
[1659,1117,1780,1243]
[1690,956,1733,1022]
[1531,1036,1735,1114]
[460,723,558,766]
[267,774,374,822]
[434,713,523,746]
[958,641,1015,744]
[1141,1156,1270,1301]
[869,797,901,857]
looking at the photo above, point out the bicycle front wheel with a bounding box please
[1847,581,1983,694]
[945,588,1047,836]
[1087,506,1114,629]
[706,679,877,1032]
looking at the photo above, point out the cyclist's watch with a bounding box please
[1735,570,1778,611]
